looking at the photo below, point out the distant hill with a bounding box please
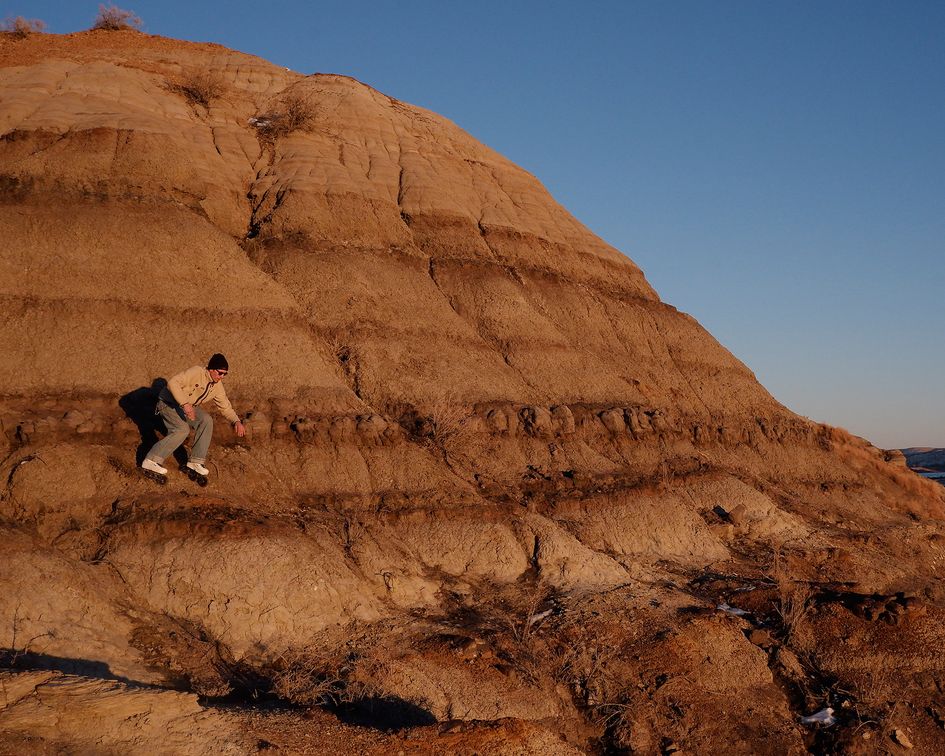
[902,448,945,472]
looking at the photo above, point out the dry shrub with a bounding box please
[169,70,226,108]
[1,16,46,37]
[541,615,636,745]
[272,648,354,706]
[428,390,468,445]
[269,626,380,706]
[320,329,359,389]
[322,329,351,365]
[455,580,556,686]
[508,580,553,644]
[770,548,812,642]
[552,638,624,707]
[251,92,317,141]
[92,4,142,31]
[459,580,553,642]
[859,668,892,710]
[2,605,51,667]
[443,583,636,741]
[842,669,892,735]
[280,94,317,132]
[776,582,812,643]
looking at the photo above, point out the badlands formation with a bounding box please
[2,29,945,755]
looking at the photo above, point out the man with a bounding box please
[141,353,246,479]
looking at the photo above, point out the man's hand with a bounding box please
[183,403,196,421]
[234,421,246,438]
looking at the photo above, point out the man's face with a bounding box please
[209,368,228,383]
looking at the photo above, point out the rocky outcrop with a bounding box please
[0,671,247,754]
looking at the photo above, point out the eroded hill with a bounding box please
[3,29,945,754]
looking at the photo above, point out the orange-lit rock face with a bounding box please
[2,31,945,755]
[0,30,777,421]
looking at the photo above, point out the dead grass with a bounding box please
[269,625,381,706]
[445,580,631,709]
[320,329,359,389]
[272,648,354,706]
[427,390,467,446]
[826,424,945,504]
[508,580,553,644]
[842,669,894,738]
[541,612,640,749]
[92,4,142,31]
[770,548,812,643]
[554,638,625,708]
[776,583,812,643]
[251,93,317,141]
[440,580,556,686]
[1,16,46,37]
[859,668,893,710]
[168,70,226,108]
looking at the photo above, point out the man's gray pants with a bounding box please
[145,401,213,465]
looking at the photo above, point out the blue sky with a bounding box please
[14,1,945,448]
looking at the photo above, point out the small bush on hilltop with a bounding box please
[92,4,142,31]
[1,16,47,37]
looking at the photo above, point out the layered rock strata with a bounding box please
[3,30,945,753]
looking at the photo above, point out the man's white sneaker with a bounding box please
[142,458,168,475]
[187,461,210,476]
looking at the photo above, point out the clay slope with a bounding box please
[3,30,945,754]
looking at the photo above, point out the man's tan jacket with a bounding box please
[159,365,240,424]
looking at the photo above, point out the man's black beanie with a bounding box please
[208,353,229,371]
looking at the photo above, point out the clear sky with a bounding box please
[14,1,945,448]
